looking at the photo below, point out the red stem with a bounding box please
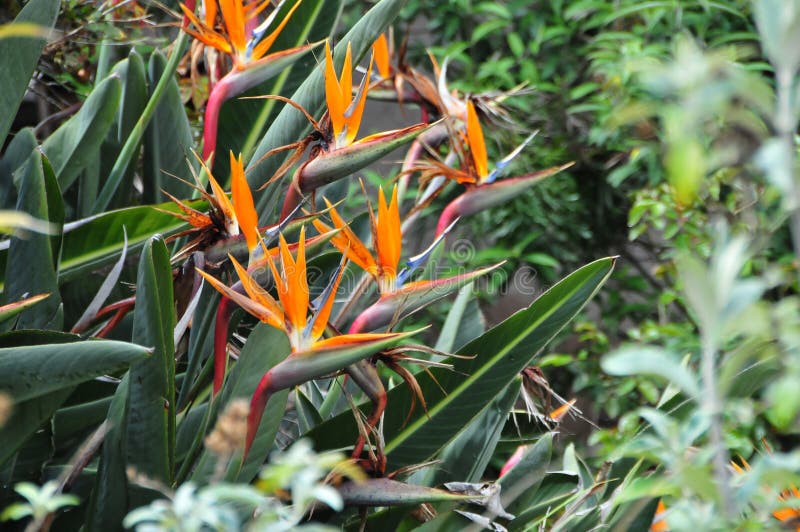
[245,371,273,457]
[213,296,237,395]
[181,0,196,27]
[280,183,303,220]
[95,308,130,338]
[435,195,461,237]
[202,75,233,165]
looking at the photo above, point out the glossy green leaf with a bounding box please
[507,472,580,531]
[142,50,195,202]
[0,339,149,402]
[435,282,480,352]
[126,236,175,483]
[0,127,36,210]
[421,380,520,488]
[86,376,130,532]
[0,388,73,468]
[499,434,553,515]
[2,151,63,329]
[0,0,59,148]
[58,200,205,283]
[248,0,410,215]
[98,51,148,209]
[307,257,615,470]
[92,30,190,213]
[41,74,121,192]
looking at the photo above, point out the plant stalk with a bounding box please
[776,67,800,287]
[701,334,733,518]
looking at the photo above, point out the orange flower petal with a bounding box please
[310,258,345,341]
[344,53,372,145]
[466,100,488,181]
[549,398,576,422]
[230,151,258,252]
[251,0,303,61]
[341,42,353,105]
[375,185,401,278]
[325,40,345,141]
[319,198,377,274]
[650,500,668,532]
[180,3,233,54]
[279,229,308,331]
[312,332,403,350]
[373,34,390,79]
[203,0,217,27]
[228,254,283,328]
[219,0,246,53]
[201,160,237,233]
[197,268,282,329]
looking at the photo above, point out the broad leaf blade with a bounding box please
[41,74,122,192]
[2,151,63,329]
[59,200,206,282]
[0,0,60,148]
[142,50,195,202]
[306,257,615,470]
[126,236,175,483]
[86,376,130,532]
[0,339,149,402]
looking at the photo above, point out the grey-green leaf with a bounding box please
[126,236,176,483]
[41,74,122,192]
[0,0,60,148]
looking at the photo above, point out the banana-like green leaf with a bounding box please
[0,339,149,402]
[100,51,148,210]
[0,388,73,468]
[92,31,190,213]
[0,338,147,470]
[142,50,195,202]
[422,380,520,488]
[2,151,63,329]
[434,282,480,353]
[506,472,580,531]
[86,375,130,532]
[58,200,206,283]
[307,257,615,470]
[248,0,410,216]
[41,74,122,192]
[499,433,553,516]
[0,127,36,209]
[126,236,175,484]
[0,0,59,148]
[374,382,521,531]
[53,395,113,445]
